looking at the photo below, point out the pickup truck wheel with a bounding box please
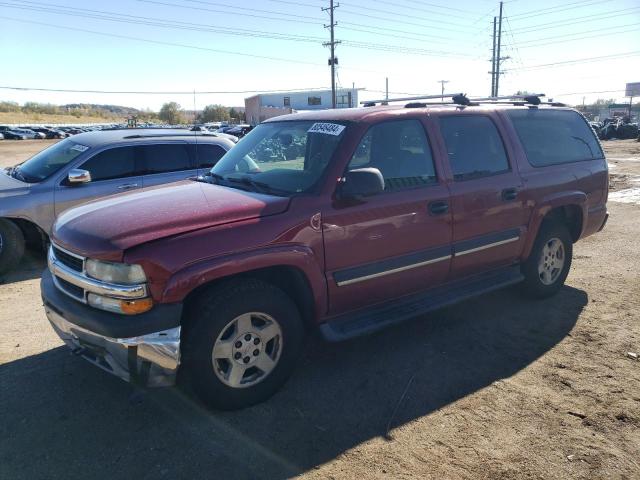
[182,279,304,410]
[0,219,25,276]
[520,221,572,298]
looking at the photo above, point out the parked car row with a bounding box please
[0,124,114,140]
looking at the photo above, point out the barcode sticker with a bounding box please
[308,123,346,136]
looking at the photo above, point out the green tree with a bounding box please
[159,102,185,124]
[199,104,230,123]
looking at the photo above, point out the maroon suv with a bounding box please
[42,100,608,409]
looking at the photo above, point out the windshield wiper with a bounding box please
[226,176,289,196]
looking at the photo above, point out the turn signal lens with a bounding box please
[120,298,154,315]
[87,293,154,315]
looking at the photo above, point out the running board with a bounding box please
[320,265,524,342]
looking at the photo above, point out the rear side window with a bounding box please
[138,144,192,174]
[440,116,509,181]
[347,119,437,191]
[80,146,137,181]
[506,109,603,166]
[195,144,227,169]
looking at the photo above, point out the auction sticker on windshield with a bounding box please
[308,123,346,136]
[70,144,90,152]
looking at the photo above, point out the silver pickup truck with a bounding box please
[0,129,234,274]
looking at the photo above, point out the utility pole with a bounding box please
[495,1,504,97]
[385,77,389,101]
[437,80,449,102]
[322,0,340,109]
[491,17,497,96]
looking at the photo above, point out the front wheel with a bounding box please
[182,279,305,410]
[520,221,573,298]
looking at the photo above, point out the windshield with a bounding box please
[13,138,89,183]
[210,121,347,195]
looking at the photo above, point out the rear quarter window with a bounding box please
[506,109,604,167]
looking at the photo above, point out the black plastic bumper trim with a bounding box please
[41,269,182,339]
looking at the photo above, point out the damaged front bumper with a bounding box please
[41,269,182,387]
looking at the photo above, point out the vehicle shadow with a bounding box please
[0,286,587,479]
[0,249,46,286]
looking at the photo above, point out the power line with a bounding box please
[0,2,475,58]
[0,15,324,65]
[513,22,640,45]
[508,0,613,20]
[337,2,477,27]
[0,1,326,43]
[511,25,640,49]
[509,7,640,34]
[340,0,472,20]
[505,51,640,71]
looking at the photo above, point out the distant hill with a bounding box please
[62,104,140,116]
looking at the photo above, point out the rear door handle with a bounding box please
[429,200,449,215]
[117,183,139,190]
[501,187,518,201]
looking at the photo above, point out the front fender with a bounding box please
[522,191,587,259]
[160,244,328,318]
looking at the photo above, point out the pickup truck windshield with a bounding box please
[210,121,347,195]
[15,138,89,183]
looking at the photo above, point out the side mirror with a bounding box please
[67,169,91,185]
[340,168,384,198]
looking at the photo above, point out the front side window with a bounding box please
[211,121,347,195]
[80,146,137,181]
[506,109,604,166]
[15,138,90,183]
[347,119,437,191]
[440,115,509,181]
[194,144,227,169]
[138,144,192,174]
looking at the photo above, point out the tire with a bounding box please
[0,218,25,276]
[181,279,305,410]
[520,221,573,299]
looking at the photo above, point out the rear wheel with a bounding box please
[0,219,25,276]
[520,221,572,298]
[182,279,304,410]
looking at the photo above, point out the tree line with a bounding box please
[0,100,245,124]
[158,102,245,124]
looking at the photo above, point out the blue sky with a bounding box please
[1,0,639,110]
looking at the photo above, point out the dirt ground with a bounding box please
[0,139,639,480]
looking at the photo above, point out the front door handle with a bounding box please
[117,183,139,190]
[429,200,449,215]
[502,187,518,201]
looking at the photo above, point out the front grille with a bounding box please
[53,246,83,272]
[56,277,85,300]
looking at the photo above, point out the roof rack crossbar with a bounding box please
[470,93,545,102]
[360,93,465,105]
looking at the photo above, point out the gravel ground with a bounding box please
[0,139,638,480]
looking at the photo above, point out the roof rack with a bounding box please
[121,132,221,139]
[361,93,465,107]
[361,92,565,109]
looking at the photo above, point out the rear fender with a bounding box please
[161,244,327,320]
[522,191,587,259]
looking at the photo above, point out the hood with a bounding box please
[53,181,290,260]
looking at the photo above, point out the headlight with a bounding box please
[85,259,147,284]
